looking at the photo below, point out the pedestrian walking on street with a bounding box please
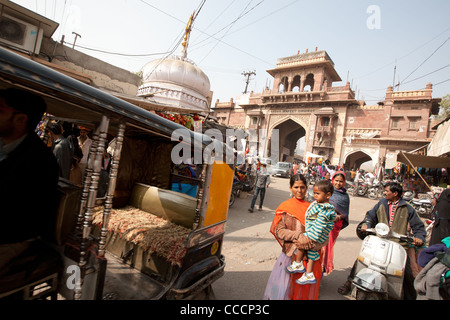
[286,180,336,285]
[248,163,270,212]
[264,174,327,300]
[323,171,350,275]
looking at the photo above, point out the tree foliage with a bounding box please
[438,94,450,119]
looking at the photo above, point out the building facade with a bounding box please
[212,48,441,169]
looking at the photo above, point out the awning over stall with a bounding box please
[306,152,326,158]
[428,118,450,157]
[397,152,450,169]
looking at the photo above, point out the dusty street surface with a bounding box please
[212,175,379,300]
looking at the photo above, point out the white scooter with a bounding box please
[352,223,413,300]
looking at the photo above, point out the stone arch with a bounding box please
[269,115,308,134]
[268,116,307,162]
[303,73,314,91]
[279,76,289,93]
[342,149,376,170]
[291,75,301,92]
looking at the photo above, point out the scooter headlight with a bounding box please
[375,223,390,237]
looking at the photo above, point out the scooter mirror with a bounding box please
[375,223,390,237]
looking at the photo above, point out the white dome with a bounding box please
[141,56,210,97]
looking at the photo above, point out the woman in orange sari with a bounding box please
[263,174,325,300]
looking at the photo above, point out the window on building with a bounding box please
[408,117,420,129]
[292,75,301,92]
[320,117,330,127]
[303,73,315,92]
[391,118,400,128]
[252,117,258,125]
[279,77,289,93]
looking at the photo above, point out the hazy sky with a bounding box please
[11,0,450,105]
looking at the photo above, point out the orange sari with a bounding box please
[269,198,323,300]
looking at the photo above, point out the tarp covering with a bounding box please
[428,119,450,156]
[305,152,326,158]
[397,152,450,168]
[385,152,398,169]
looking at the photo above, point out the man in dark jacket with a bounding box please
[364,182,426,246]
[363,182,426,299]
[338,182,426,299]
[48,121,73,180]
[0,88,59,273]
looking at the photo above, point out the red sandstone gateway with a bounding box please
[0,47,234,300]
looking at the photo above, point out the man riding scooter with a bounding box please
[338,182,426,299]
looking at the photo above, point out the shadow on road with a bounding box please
[212,267,354,300]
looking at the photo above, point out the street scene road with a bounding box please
[212,175,379,300]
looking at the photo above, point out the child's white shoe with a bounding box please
[296,272,316,285]
[286,261,305,274]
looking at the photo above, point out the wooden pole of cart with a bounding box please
[74,115,109,300]
[400,152,433,193]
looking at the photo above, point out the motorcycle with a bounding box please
[229,179,242,207]
[346,182,357,196]
[306,171,319,185]
[352,222,413,300]
[367,179,386,200]
[355,180,370,197]
[411,196,433,219]
[403,190,416,204]
[229,170,253,207]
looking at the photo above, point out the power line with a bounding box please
[67,1,273,67]
[400,36,450,84]
[198,0,265,64]
[354,27,450,80]
[141,0,208,79]
[194,0,264,50]
[66,42,179,57]
[356,29,450,94]
[433,78,450,86]
[400,64,450,86]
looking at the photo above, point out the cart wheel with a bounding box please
[203,285,216,300]
[229,192,235,207]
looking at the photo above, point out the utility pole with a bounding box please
[392,64,396,89]
[242,70,256,94]
[72,32,81,49]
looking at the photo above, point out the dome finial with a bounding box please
[181,11,195,60]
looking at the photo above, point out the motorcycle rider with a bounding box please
[354,169,363,189]
[338,182,426,299]
[364,171,375,187]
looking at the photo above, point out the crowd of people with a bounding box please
[39,120,112,195]
[247,157,450,300]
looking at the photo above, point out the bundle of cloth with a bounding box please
[414,236,450,300]
[92,206,190,267]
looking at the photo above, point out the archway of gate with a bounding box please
[267,117,306,162]
[343,150,374,170]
